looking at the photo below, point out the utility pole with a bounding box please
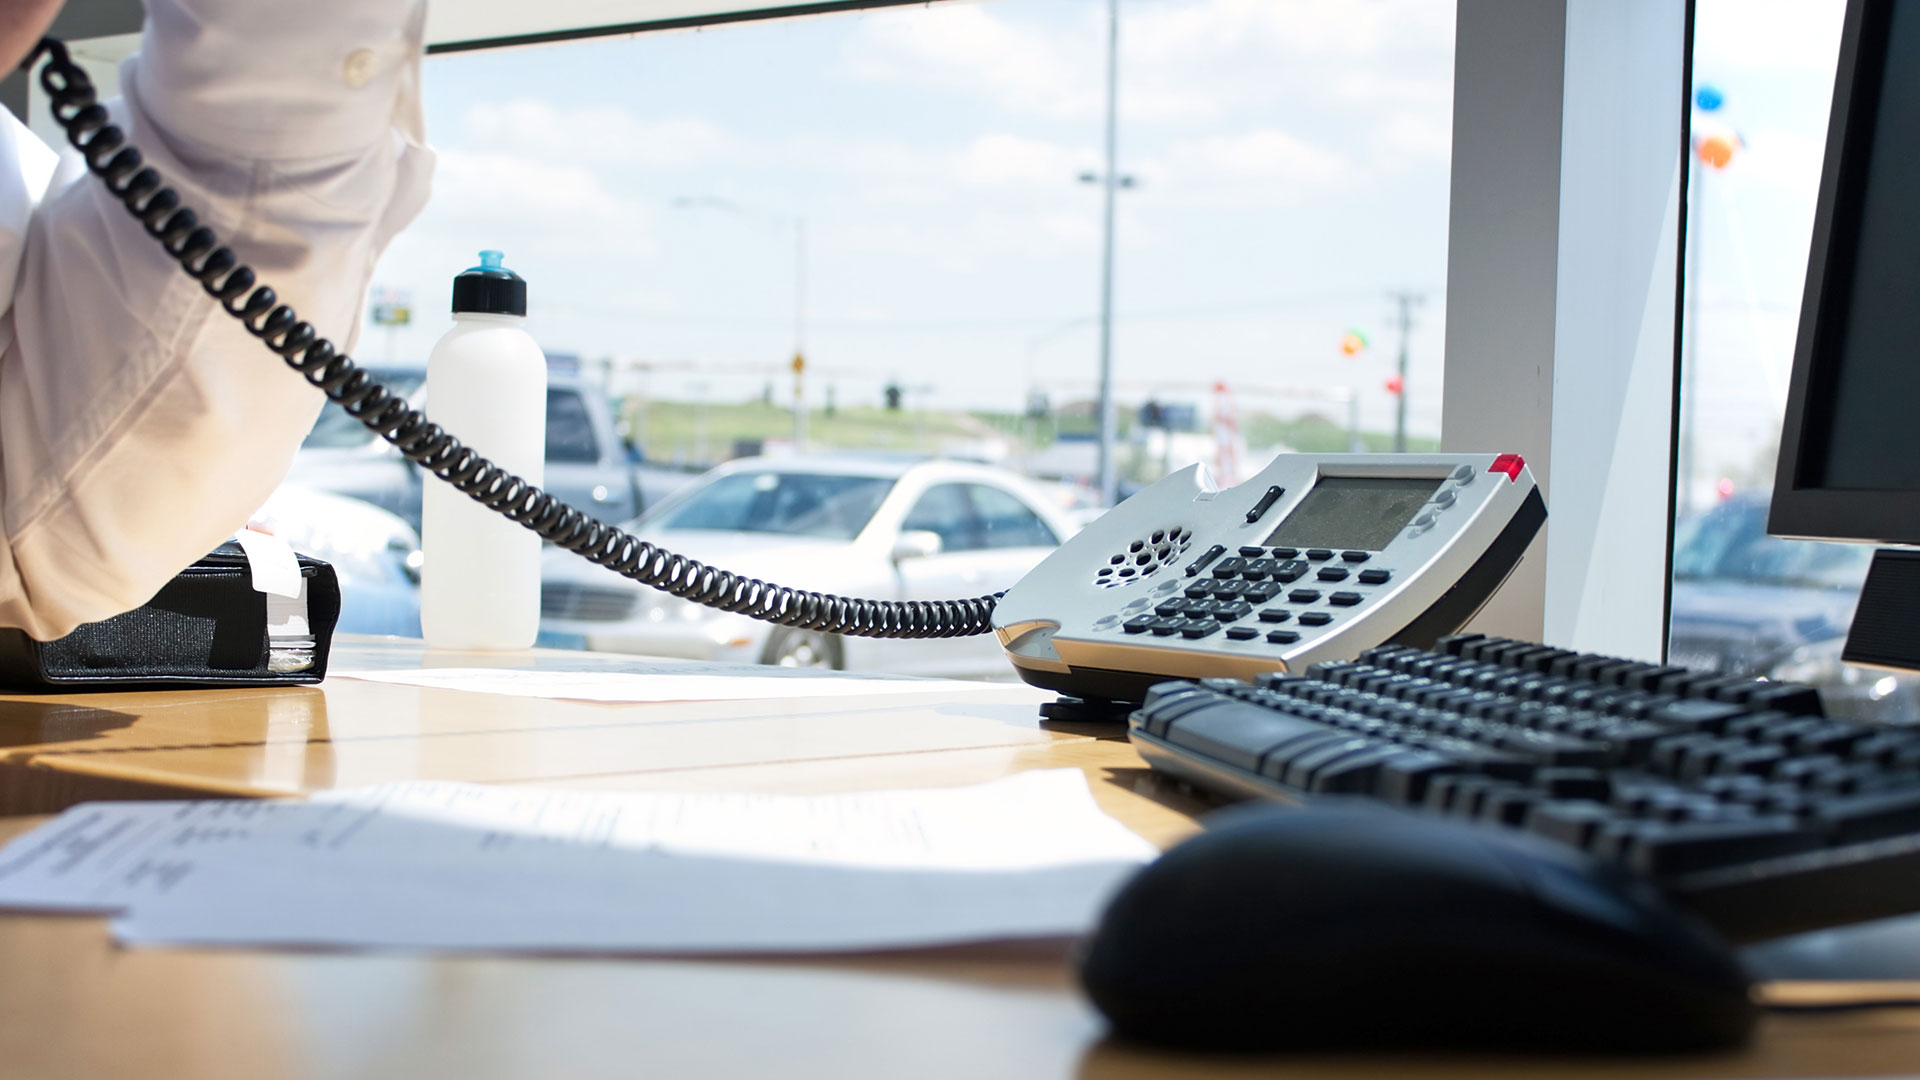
[1388,290,1425,453]
[1093,0,1121,506]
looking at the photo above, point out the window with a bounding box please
[545,388,601,464]
[967,484,1057,549]
[660,472,895,540]
[902,483,981,553]
[1668,1,1914,725]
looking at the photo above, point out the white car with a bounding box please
[538,455,1080,678]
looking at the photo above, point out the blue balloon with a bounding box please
[1695,85,1725,112]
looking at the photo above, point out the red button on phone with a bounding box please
[1489,453,1526,481]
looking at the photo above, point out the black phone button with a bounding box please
[1154,599,1189,617]
[1245,485,1284,523]
[1288,588,1321,604]
[1316,566,1350,582]
[1238,545,1267,557]
[1210,557,1248,579]
[1358,568,1392,585]
[1341,550,1370,562]
[1267,629,1301,644]
[1242,558,1278,580]
[1328,591,1363,607]
[1306,548,1334,561]
[1181,621,1221,639]
[1243,582,1281,602]
[1226,626,1260,641]
[1258,609,1291,623]
[1299,611,1334,627]
[1274,547,1300,559]
[1184,544,1227,576]
[1216,601,1254,621]
[1150,617,1184,636]
[1274,560,1309,583]
[1123,616,1154,634]
[1185,582,1214,598]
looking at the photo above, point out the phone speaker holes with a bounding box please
[1094,527,1192,587]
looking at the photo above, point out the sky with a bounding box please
[365,0,1845,477]
[367,0,1457,441]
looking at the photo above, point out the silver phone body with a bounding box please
[994,453,1544,701]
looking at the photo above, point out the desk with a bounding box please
[0,638,1917,1079]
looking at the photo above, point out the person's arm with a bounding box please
[0,0,433,639]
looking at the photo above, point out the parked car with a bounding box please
[285,368,644,532]
[538,455,1080,678]
[1668,492,1919,724]
[249,485,423,637]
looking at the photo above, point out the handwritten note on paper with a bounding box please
[0,772,1158,954]
[329,666,1043,704]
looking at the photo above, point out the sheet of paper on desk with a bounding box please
[330,666,1042,703]
[0,771,1158,954]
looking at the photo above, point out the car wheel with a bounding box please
[761,627,844,670]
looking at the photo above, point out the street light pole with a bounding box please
[1094,0,1120,507]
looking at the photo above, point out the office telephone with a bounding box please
[24,38,1545,701]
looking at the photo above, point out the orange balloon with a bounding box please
[1696,132,1737,169]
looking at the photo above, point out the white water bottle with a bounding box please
[421,250,547,649]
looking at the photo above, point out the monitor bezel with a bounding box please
[1768,0,1918,544]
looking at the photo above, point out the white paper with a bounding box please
[231,527,305,598]
[329,666,1037,703]
[0,772,1158,954]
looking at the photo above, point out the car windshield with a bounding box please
[1673,499,1873,590]
[301,371,424,449]
[659,471,896,541]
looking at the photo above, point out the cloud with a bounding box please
[414,150,655,257]
[461,99,737,167]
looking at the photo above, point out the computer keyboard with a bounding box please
[1130,633,1920,943]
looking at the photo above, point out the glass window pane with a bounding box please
[545,388,601,464]
[903,483,981,552]
[967,484,1057,549]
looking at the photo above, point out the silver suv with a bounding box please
[287,368,641,531]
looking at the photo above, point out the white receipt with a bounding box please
[0,771,1157,954]
[330,666,1037,703]
[231,527,304,598]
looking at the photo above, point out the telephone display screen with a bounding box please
[1263,476,1443,552]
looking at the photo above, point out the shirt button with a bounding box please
[343,48,378,88]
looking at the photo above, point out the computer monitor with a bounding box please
[1771,0,1920,670]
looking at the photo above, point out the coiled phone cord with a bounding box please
[25,38,1002,641]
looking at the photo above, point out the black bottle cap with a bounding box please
[450,250,526,316]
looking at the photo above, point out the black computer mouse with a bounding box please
[1078,803,1757,1053]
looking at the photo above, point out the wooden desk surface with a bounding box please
[0,638,1917,1079]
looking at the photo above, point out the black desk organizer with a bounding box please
[0,542,339,691]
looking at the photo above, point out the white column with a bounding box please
[1443,0,1686,661]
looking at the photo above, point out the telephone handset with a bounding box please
[25,39,1546,694]
[993,454,1545,703]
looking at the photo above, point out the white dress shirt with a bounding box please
[0,0,433,639]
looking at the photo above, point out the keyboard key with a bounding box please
[1149,617,1184,636]
[1298,612,1333,627]
[1243,582,1281,602]
[1273,560,1309,583]
[1184,544,1226,576]
[1328,591,1363,607]
[1211,557,1248,579]
[1317,566,1350,582]
[1357,568,1392,585]
[1288,589,1321,604]
[1216,601,1254,621]
[1164,702,1337,771]
[1624,818,1823,876]
[1815,789,1920,844]
[1154,599,1189,617]
[1181,621,1221,639]
[1341,550,1370,562]
[1528,800,1614,849]
[1266,629,1300,644]
[1258,609,1291,623]
[1122,615,1154,634]
[1238,545,1267,557]
[1241,559,1278,581]
[1225,626,1260,641]
[1185,582,1215,599]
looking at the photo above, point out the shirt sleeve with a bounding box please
[0,0,434,639]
